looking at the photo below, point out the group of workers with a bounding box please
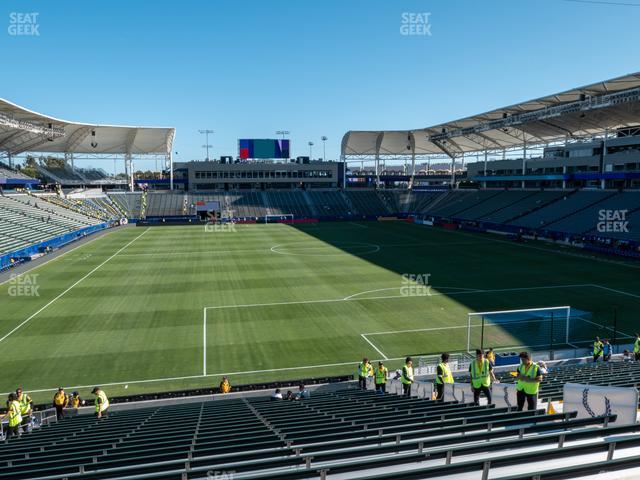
[1,386,109,440]
[357,348,543,412]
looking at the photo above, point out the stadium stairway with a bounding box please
[1,385,637,479]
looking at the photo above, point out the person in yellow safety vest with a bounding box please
[401,357,414,397]
[219,377,231,394]
[486,348,496,366]
[469,349,498,405]
[357,358,374,390]
[53,387,69,420]
[435,352,454,401]
[70,391,85,410]
[91,387,109,418]
[634,333,640,362]
[2,393,22,440]
[16,387,32,434]
[592,336,604,362]
[516,351,543,411]
[374,361,389,394]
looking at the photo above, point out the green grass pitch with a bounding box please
[2,221,639,403]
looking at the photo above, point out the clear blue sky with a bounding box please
[1,0,639,171]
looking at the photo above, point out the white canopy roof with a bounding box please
[342,72,640,157]
[0,98,175,157]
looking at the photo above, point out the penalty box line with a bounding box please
[201,283,594,373]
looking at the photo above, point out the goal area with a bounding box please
[466,306,599,352]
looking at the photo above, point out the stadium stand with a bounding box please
[108,192,143,219]
[0,193,104,254]
[265,191,312,217]
[423,190,502,218]
[479,190,568,224]
[307,190,350,216]
[511,190,613,230]
[547,191,640,235]
[0,162,35,181]
[35,164,86,184]
[1,382,636,480]
[146,192,185,217]
[345,190,391,215]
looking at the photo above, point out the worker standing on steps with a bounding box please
[516,351,543,411]
[435,353,454,401]
[374,361,389,394]
[92,387,109,418]
[16,387,32,434]
[401,356,414,397]
[469,349,498,405]
[357,358,374,390]
[2,393,22,440]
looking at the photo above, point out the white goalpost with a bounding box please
[466,305,577,353]
[264,214,294,223]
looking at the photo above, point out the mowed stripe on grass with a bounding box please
[1,221,639,403]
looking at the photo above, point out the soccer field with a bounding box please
[2,221,639,402]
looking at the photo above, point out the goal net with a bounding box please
[466,306,598,352]
[264,214,294,224]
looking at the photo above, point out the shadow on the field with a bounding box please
[285,220,630,355]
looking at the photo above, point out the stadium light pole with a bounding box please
[199,129,214,161]
[276,130,290,139]
[308,141,314,159]
[321,136,328,160]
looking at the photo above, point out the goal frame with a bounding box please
[264,214,294,224]
[466,305,572,353]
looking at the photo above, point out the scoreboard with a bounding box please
[239,139,290,159]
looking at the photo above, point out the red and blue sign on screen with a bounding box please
[239,139,290,159]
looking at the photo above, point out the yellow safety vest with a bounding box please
[516,362,541,395]
[71,397,81,408]
[8,400,22,427]
[18,394,31,415]
[401,365,413,385]
[470,359,491,388]
[634,338,640,354]
[53,392,67,407]
[593,341,603,356]
[359,362,372,377]
[95,391,109,413]
[374,367,388,384]
[435,362,454,385]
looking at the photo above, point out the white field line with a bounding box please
[0,227,123,286]
[343,286,476,301]
[360,334,388,360]
[348,222,369,229]
[111,240,486,258]
[203,283,593,312]
[203,308,207,376]
[0,228,150,344]
[591,284,640,300]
